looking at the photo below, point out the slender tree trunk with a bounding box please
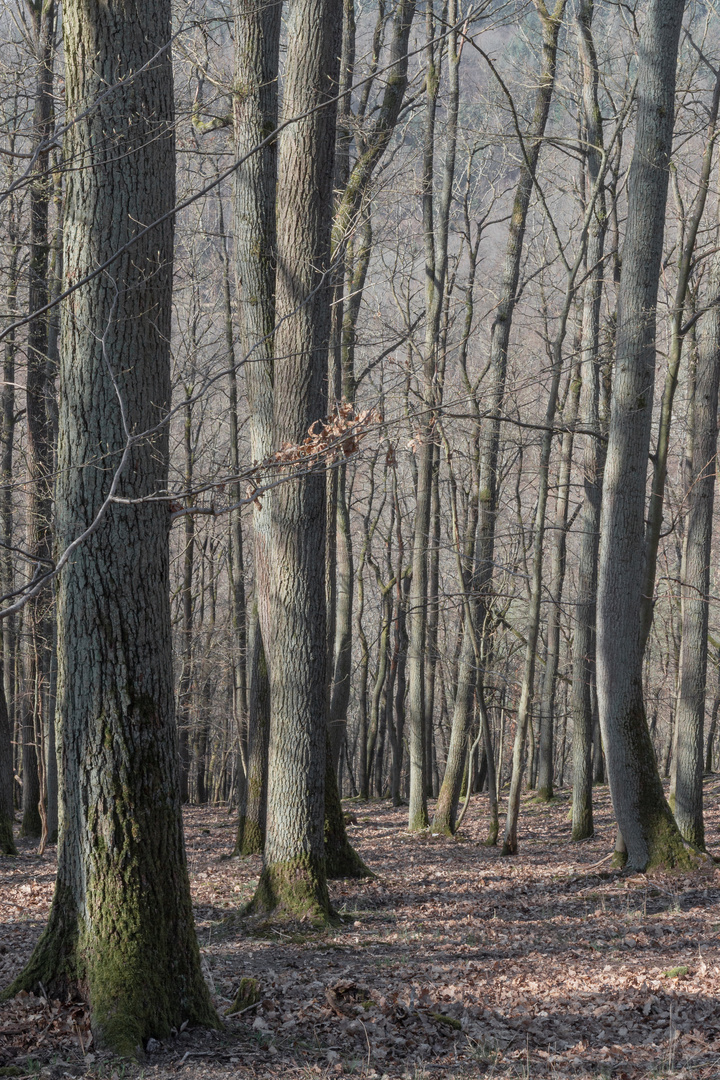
[639,69,720,649]
[6,0,216,1048]
[22,0,56,843]
[178,389,195,804]
[537,369,579,799]
[233,0,281,852]
[475,0,567,676]
[669,252,720,848]
[571,0,607,841]
[234,606,269,855]
[0,147,18,856]
[595,0,691,872]
[704,662,720,773]
[218,192,248,795]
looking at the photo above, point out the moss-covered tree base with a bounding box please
[248,856,333,924]
[3,880,219,1058]
[233,815,264,858]
[643,809,698,873]
[408,809,429,833]
[0,813,16,855]
[2,883,79,1002]
[325,839,374,879]
[534,785,554,803]
[225,977,260,1016]
[485,816,499,846]
[675,817,705,852]
[571,806,594,842]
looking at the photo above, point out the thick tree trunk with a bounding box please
[250,0,341,919]
[669,253,720,848]
[595,0,691,872]
[5,0,216,1050]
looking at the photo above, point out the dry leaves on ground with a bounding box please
[3,781,720,1079]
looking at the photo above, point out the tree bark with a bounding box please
[250,0,341,919]
[536,367,580,799]
[4,0,217,1050]
[571,0,607,840]
[595,0,691,872]
[669,252,720,848]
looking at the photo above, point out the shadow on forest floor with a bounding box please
[3,781,720,1079]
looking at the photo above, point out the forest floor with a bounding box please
[3,783,720,1080]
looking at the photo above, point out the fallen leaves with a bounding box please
[4,783,720,1078]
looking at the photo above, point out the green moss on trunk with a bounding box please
[225,977,259,1015]
[249,854,332,922]
[535,785,553,803]
[2,881,80,1001]
[233,814,263,857]
[643,807,697,873]
[0,813,16,855]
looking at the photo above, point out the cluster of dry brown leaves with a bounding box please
[268,403,382,468]
[3,781,720,1080]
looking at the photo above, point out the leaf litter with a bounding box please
[3,781,720,1078]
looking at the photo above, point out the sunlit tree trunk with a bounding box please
[249,0,341,918]
[596,0,691,872]
[6,0,216,1050]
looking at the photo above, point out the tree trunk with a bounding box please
[234,606,269,855]
[22,0,56,843]
[6,0,217,1050]
[250,0,341,919]
[571,0,606,840]
[536,368,579,800]
[669,252,720,848]
[0,145,18,856]
[475,0,567,678]
[233,0,281,852]
[595,0,691,872]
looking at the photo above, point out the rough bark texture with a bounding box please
[595,0,692,872]
[233,0,280,846]
[249,0,341,920]
[4,0,217,1051]
[670,254,720,848]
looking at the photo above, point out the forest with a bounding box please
[3,0,720,1076]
